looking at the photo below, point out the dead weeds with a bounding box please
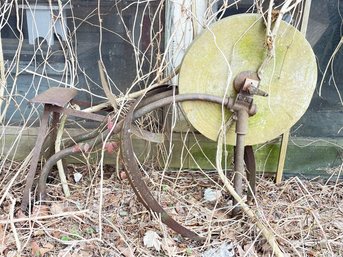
[0,163,342,256]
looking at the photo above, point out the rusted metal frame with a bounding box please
[229,71,267,215]
[30,87,78,107]
[37,129,113,199]
[49,106,105,122]
[21,87,79,210]
[231,110,250,216]
[23,86,110,210]
[21,105,106,211]
[136,87,177,109]
[37,94,222,201]
[35,92,238,240]
[122,93,241,240]
[36,120,125,199]
[244,145,256,202]
[62,88,176,148]
[133,93,230,119]
[233,145,256,203]
[21,105,52,211]
[121,96,205,241]
[63,118,109,148]
[227,94,254,215]
[35,88,176,201]
[47,111,61,158]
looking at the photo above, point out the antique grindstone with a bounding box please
[121,13,317,239]
[23,14,317,241]
[177,13,317,233]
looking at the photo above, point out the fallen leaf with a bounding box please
[83,143,90,152]
[16,210,26,219]
[52,230,61,238]
[118,246,134,257]
[72,145,81,153]
[204,188,222,202]
[33,230,45,236]
[120,171,128,180]
[220,227,236,240]
[50,203,64,215]
[236,244,245,256]
[332,221,343,230]
[119,210,128,217]
[130,206,138,214]
[73,172,83,183]
[0,224,4,240]
[0,225,7,254]
[40,243,54,256]
[161,238,177,255]
[32,205,50,217]
[5,251,17,257]
[31,241,41,257]
[202,242,234,257]
[78,250,93,257]
[107,116,114,130]
[143,230,161,251]
[105,142,119,153]
[175,202,185,215]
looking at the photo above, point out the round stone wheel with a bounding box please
[179,14,317,145]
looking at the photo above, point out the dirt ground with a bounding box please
[0,163,342,256]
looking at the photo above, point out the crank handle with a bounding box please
[251,87,268,97]
[243,78,268,97]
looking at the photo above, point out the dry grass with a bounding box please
[0,162,342,256]
[1,1,342,256]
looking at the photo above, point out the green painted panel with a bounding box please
[1,126,342,178]
[285,139,342,175]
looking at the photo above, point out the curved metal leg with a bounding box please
[244,145,256,202]
[21,105,51,211]
[36,91,239,240]
[120,97,204,241]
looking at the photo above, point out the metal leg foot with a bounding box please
[21,106,51,211]
[244,145,256,203]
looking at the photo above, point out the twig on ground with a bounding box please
[0,210,89,224]
[9,196,21,252]
[216,127,284,257]
[0,153,32,206]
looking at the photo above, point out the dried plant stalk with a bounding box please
[258,0,304,78]
[216,128,284,257]
[55,114,70,197]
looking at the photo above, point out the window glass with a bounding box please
[0,1,163,125]
[294,0,343,137]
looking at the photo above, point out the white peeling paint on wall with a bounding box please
[165,0,218,84]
